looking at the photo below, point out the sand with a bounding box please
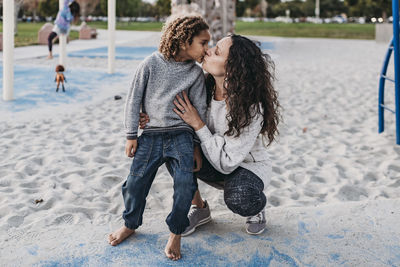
[0,30,399,266]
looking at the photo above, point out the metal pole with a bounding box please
[59,0,67,66]
[108,0,116,74]
[3,0,14,101]
[315,0,320,19]
[393,0,400,144]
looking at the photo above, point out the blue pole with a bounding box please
[393,0,400,145]
[379,39,394,133]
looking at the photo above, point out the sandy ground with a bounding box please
[0,30,399,266]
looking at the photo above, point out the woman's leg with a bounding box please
[223,167,266,217]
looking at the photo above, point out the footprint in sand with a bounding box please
[388,164,400,173]
[101,176,122,188]
[81,145,94,152]
[363,172,377,182]
[389,179,400,188]
[0,178,11,187]
[310,176,325,183]
[67,156,88,165]
[7,215,24,227]
[272,166,282,174]
[53,214,74,225]
[336,185,368,201]
[94,157,108,164]
[268,195,281,207]
[270,180,281,188]
[23,165,39,176]
[31,157,44,166]
[98,149,112,157]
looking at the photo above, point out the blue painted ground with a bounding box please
[34,231,298,267]
[64,42,274,60]
[67,46,158,60]
[0,65,127,113]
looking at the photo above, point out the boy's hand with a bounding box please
[193,145,202,172]
[125,139,138,157]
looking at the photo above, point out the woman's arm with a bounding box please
[195,113,263,174]
[173,92,263,174]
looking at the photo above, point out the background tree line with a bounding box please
[10,0,395,21]
[237,0,392,19]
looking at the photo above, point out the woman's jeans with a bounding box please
[195,153,266,217]
[122,131,197,235]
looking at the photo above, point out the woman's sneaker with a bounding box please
[245,209,266,235]
[181,200,212,237]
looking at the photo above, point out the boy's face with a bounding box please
[184,30,211,63]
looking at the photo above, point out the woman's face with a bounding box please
[202,37,232,78]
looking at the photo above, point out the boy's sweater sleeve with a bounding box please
[124,61,149,140]
[195,113,263,174]
[188,71,207,144]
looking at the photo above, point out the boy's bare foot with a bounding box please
[164,233,182,261]
[108,226,135,246]
[47,53,53,59]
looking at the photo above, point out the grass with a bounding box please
[0,22,79,47]
[235,21,375,39]
[87,21,163,31]
[0,21,375,48]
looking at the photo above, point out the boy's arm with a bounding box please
[124,61,149,140]
[188,71,207,144]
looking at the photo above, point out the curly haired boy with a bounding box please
[108,16,210,261]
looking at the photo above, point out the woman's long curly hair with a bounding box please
[159,16,209,60]
[205,34,281,146]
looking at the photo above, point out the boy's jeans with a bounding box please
[122,131,196,235]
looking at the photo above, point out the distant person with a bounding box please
[54,64,66,92]
[107,16,211,261]
[47,0,80,59]
[140,34,281,237]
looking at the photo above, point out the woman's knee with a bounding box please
[223,174,266,216]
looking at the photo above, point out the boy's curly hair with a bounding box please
[159,16,209,60]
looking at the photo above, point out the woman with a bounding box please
[141,34,280,235]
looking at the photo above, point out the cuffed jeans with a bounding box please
[194,153,266,217]
[122,131,197,235]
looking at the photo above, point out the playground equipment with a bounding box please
[2,0,116,101]
[379,0,400,145]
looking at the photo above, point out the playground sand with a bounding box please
[0,33,400,265]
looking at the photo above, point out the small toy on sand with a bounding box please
[55,65,67,92]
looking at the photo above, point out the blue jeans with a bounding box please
[122,131,196,235]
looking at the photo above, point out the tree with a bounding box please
[156,0,171,17]
[38,0,58,17]
[344,0,391,19]
[99,0,141,17]
[76,0,100,18]
[23,0,42,21]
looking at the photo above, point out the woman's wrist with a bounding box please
[193,121,205,131]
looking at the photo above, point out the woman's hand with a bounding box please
[173,91,205,131]
[139,113,149,129]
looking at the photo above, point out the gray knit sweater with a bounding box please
[124,52,207,140]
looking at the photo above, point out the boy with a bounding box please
[108,16,210,261]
